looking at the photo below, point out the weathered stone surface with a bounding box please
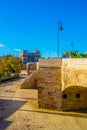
[38,58,87,111]
[39,58,62,67]
[20,71,38,89]
[62,86,87,111]
[62,59,87,111]
[38,58,62,110]
[21,58,87,111]
[39,67,61,82]
[26,62,38,75]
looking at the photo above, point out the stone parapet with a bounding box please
[39,58,62,67]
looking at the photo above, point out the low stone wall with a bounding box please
[26,62,38,75]
[20,71,38,89]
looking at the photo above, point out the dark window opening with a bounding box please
[76,93,80,98]
[63,94,67,99]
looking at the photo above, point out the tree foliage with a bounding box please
[69,51,87,58]
[69,50,80,58]
[80,53,87,58]
[0,55,22,79]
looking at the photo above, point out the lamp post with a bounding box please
[71,42,74,51]
[57,21,63,57]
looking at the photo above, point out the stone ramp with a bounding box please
[20,71,38,89]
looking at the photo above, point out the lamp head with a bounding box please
[59,25,63,31]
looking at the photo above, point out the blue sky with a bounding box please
[0,0,87,57]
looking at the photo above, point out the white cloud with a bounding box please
[0,43,4,47]
[14,48,21,52]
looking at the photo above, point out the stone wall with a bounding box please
[20,71,38,89]
[20,58,87,111]
[38,58,87,111]
[38,58,62,110]
[26,62,38,75]
[62,58,87,111]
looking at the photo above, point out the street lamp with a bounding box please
[57,21,63,57]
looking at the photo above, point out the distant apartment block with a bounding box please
[62,51,69,58]
[20,50,41,64]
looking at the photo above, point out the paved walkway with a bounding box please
[0,71,87,130]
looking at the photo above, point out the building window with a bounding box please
[76,93,80,98]
[63,94,67,99]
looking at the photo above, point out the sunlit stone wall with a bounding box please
[62,58,87,111]
[38,58,62,110]
[38,58,87,111]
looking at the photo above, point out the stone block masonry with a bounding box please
[38,58,87,111]
[62,58,87,111]
[21,58,87,111]
[38,58,62,110]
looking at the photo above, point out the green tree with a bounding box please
[69,51,87,58]
[0,55,22,82]
[80,53,87,58]
[8,56,22,77]
[69,50,80,58]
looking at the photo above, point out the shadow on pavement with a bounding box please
[0,99,27,130]
[0,120,12,130]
